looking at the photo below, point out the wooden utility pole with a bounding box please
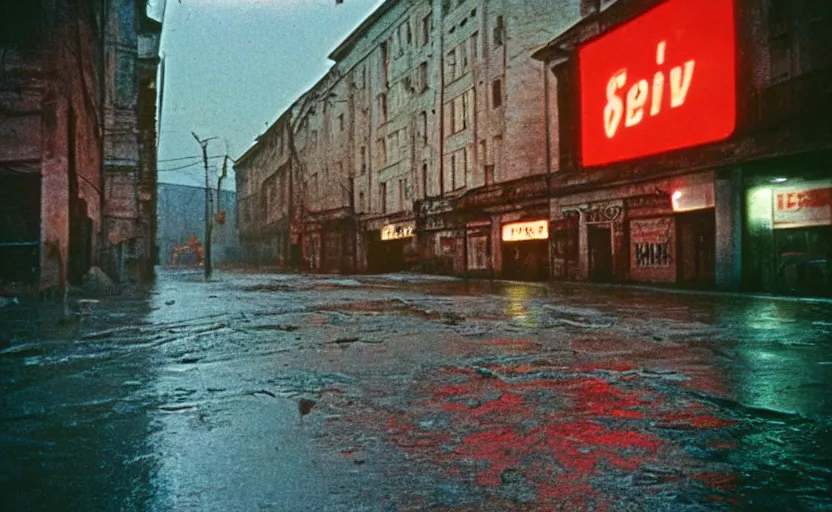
[192,132,217,280]
[217,154,228,212]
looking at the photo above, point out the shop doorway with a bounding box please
[588,226,613,282]
[367,232,408,273]
[322,230,343,273]
[0,174,41,286]
[502,240,548,281]
[69,198,93,285]
[775,226,831,296]
[677,209,715,287]
[551,217,579,280]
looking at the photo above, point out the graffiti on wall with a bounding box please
[630,217,674,269]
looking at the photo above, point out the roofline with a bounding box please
[235,56,345,167]
[328,0,403,62]
[531,14,594,62]
[234,109,292,166]
[532,0,668,63]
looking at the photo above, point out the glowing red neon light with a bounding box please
[579,0,736,167]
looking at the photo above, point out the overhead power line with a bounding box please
[157,154,225,163]
[157,160,204,173]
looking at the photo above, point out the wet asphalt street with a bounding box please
[1,268,831,511]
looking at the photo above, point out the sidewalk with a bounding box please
[353,271,832,305]
[556,279,832,305]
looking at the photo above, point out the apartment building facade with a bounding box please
[236,0,578,277]
[235,111,292,266]
[235,0,830,296]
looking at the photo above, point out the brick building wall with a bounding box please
[102,0,161,283]
[0,1,105,293]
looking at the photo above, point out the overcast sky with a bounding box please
[154,0,386,189]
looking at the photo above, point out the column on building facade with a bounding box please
[714,168,743,291]
[102,0,161,283]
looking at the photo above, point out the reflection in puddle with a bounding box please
[366,364,741,508]
[504,284,539,327]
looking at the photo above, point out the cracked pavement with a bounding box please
[1,268,831,511]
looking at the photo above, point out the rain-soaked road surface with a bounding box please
[1,268,831,511]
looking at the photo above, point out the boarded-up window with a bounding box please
[492,79,502,108]
[115,55,136,107]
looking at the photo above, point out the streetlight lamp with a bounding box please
[192,132,218,280]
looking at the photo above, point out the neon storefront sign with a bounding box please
[381,222,414,241]
[579,0,736,167]
[502,220,549,242]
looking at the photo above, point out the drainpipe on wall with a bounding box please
[544,60,553,281]
[437,1,445,196]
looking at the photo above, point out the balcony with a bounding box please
[138,33,160,60]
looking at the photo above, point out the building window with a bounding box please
[419,61,429,91]
[381,182,388,214]
[492,79,502,108]
[422,162,428,197]
[467,235,489,270]
[450,154,456,189]
[493,15,504,47]
[398,179,405,209]
[377,138,387,166]
[115,58,136,107]
[381,42,389,86]
[491,135,502,181]
[769,34,792,82]
[448,93,469,134]
[358,191,365,213]
[445,49,456,81]
[404,177,410,199]
[446,99,456,134]
[419,111,428,144]
[338,114,344,131]
[470,31,479,60]
[422,15,431,46]
[461,42,469,72]
[406,20,413,45]
[387,131,400,162]
[355,66,366,89]
[461,90,470,130]
[807,16,832,71]
[457,149,467,190]
[360,145,367,174]
[310,173,318,201]
[479,139,487,180]
[378,92,388,124]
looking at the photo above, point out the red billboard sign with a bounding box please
[578,0,736,167]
